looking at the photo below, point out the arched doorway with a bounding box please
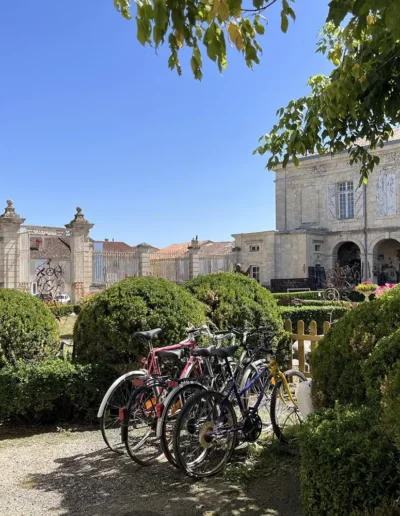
[373,238,400,285]
[330,241,361,287]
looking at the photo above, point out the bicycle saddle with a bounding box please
[134,328,162,341]
[210,345,238,359]
[191,346,215,357]
[157,349,184,360]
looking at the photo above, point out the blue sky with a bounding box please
[1,1,331,248]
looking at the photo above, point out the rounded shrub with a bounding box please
[185,272,283,333]
[300,405,400,516]
[381,360,400,452]
[73,277,207,369]
[0,289,59,366]
[364,329,400,405]
[311,288,400,408]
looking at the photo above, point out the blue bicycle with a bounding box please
[172,344,306,478]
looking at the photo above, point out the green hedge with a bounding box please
[273,290,365,303]
[74,277,207,370]
[364,329,400,405]
[185,272,283,335]
[0,359,115,423]
[311,288,400,409]
[48,305,81,317]
[300,405,400,516]
[382,360,400,452]
[295,299,348,307]
[273,291,322,300]
[280,306,348,333]
[0,289,60,366]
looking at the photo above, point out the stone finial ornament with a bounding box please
[65,207,93,229]
[1,199,20,219]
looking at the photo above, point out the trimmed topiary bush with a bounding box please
[311,288,400,408]
[73,277,207,369]
[381,360,400,452]
[364,329,400,405]
[300,405,400,516]
[280,305,348,333]
[184,272,282,330]
[185,272,284,338]
[0,289,59,366]
[0,358,115,423]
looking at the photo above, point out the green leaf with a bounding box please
[136,16,151,45]
[281,13,289,33]
[254,17,265,35]
[293,155,299,166]
[218,0,230,22]
[327,0,352,26]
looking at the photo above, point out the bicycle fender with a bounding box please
[240,359,265,390]
[155,382,206,438]
[97,369,146,418]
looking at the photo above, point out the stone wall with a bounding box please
[275,141,400,234]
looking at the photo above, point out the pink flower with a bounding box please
[375,283,397,297]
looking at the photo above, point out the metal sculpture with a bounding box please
[36,259,65,300]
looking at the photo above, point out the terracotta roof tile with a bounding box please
[151,240,234,260]
[30,236,71,260]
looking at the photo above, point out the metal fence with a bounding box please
[150,253,235,283]
[92,250,139,286]
[150,253,190,283]
[199,254,235,275]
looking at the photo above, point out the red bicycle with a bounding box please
[98,325,217,453]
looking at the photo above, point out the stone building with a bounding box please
[233,129,400,290]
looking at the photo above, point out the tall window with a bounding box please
[338,182,354,219]
[251,266,260,283]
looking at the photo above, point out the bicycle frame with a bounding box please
[215,359,298,433]
[142,338,203,378]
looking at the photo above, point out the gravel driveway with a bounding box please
[0,428,303,516]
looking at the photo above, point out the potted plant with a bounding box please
[354,281,378,302]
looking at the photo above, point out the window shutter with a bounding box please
[327,184,337,219]
[354,185,364,218]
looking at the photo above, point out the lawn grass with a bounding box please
[58,316,76,340]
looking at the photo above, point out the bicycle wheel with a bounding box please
[270,369,307,443]
[241,363,272,430]
[124,386,164,466]
[160,382,206,467]
[173,390,237,479]
[99,372,142,453]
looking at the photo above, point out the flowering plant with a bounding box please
[355,281,378,293]
[375,283,397,297]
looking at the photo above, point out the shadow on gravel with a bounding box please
[29,446,303,516]
[0,424,97,442]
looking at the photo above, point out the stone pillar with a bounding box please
[65,207,94,303]
[138,243,152,276]
[0,200,25,289]
[188,236,200,280]
[232,246,242,271]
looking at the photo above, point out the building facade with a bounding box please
[233,132,400,290]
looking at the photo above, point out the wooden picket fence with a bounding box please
[284,319,331,378]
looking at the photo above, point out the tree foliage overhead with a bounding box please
[255,0,400,181]
[114,0,295,79]
[114,0,400,179]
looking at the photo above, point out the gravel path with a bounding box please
[0,428,303,516]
